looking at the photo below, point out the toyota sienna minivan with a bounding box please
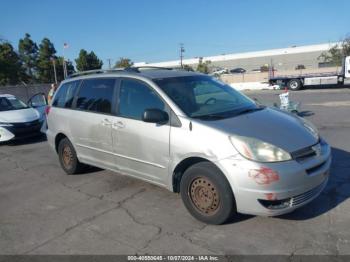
[46,68,331,224]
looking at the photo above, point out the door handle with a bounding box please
[101,118,112,126]
[113,121,125,129]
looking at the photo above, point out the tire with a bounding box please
[58,138,85,175]
[287,79,302,91]
[337,76,344,84]
[180,162,236,224]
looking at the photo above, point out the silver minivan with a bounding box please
[47,68,331,224]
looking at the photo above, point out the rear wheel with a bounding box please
[180,162,236,224]
[287,79,302,91]
[58,138,85,175]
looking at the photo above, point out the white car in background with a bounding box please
[0,93,47,142]
[209,68,229,77]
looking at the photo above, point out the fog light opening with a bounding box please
[258,198,292,210]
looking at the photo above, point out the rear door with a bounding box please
[111,78,170,185]
[69,78,117,170]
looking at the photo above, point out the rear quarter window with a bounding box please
[52,80,81,108]
[75,78,116,114]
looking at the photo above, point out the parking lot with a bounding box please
[0,88,349,255]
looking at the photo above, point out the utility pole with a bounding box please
[107,58,112,69]
[269,58,274,79]
[179,43,185,68]
[63,59,67,79]
[63,43,69,78]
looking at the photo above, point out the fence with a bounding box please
[0,84,51,102]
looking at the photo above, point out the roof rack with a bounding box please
[67,66,174,78]
[132,66,173,71]
[68,68,134,78]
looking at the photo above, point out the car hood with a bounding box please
[0,108,40,123]
[201,107,318,153]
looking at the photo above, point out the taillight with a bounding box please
[45,106,51,115]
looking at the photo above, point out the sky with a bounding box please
[1,0,349,68]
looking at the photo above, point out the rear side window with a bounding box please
[119,79,165,120]
[52,80,80,108]
[76,78,115,114]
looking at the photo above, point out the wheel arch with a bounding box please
[172,157,210,193]
[172,156,227,193]
[55,133,68,153]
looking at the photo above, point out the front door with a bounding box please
[112,78,170,185]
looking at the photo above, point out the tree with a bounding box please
[114,57,133,68]
[18,33,38,82]
[37,38,57,83]
[75,49,103,71]
[75,49,88,71]
[196,58,211,74]
[260,64,270,72]
[319,36,350,66]
[65,60,75,76]
[0,41,23,85]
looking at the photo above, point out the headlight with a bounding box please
[229,135,291,162]
[0,122,13,127]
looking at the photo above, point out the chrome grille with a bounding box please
[291,179,327,207]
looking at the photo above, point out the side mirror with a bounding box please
[142,109,169,124]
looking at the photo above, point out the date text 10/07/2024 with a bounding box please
[127,255,219,261]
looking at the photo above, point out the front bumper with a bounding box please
[0,120,43,142]
[217,139,331,216]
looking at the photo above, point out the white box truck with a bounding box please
[269,56,350,90]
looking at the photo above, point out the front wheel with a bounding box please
[287,79,302,91]
[180,162,236,224]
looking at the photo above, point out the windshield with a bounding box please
[0,97,29,112]
[154,75,258,119]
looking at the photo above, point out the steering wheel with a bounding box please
[204,97,217,105]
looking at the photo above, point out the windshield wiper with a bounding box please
[192,106,265,120]
[235,106,265,116]
[192,114,227,120]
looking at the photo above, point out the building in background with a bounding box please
[134,43,339,72]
